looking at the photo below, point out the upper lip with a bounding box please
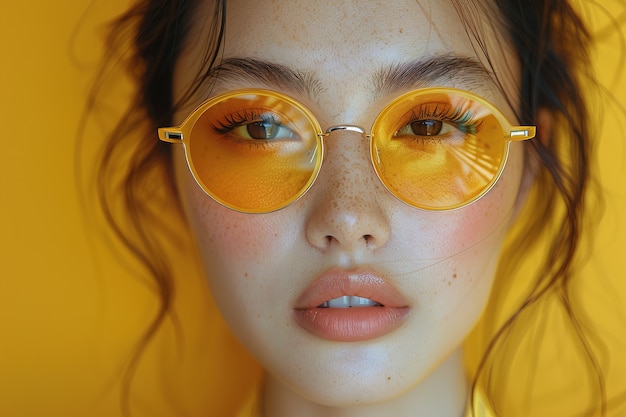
[294,267,409,309]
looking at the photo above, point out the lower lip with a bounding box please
[293,306,409,342]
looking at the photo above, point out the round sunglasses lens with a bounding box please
[187,92,322,212]
[371,90,507,210]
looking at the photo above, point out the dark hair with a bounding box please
[92,0,616,415]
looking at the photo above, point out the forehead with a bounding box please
[224,0,476,57]
[176,0,519,120]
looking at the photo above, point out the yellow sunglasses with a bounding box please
[158,87,535,213]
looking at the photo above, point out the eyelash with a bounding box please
[210,108,282,135]
[405,103,483,134]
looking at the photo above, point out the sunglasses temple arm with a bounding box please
[509,126,536,142]
[158,127,184,143]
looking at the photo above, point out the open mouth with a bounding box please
[293,268,409,342]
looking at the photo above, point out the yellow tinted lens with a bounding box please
[371,90,508,210]
[187,91,322,213]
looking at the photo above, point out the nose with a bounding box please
[304,130,391,253]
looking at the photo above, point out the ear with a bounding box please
[512,108,552,214]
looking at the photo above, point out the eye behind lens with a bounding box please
[410,120,443,136]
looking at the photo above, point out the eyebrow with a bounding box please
[205,54,496,99]
[207,57,324,99]
[372,54,497,96]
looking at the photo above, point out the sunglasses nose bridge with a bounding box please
[313,123,389,201]
[324,124,367,135]
[319,123,377,172]
[320,124,371,159]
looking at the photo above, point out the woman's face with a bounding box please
[173,0,525,408]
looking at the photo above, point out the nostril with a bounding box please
[305,192,391,252]
[321,234,376,248]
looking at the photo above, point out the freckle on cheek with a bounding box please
[442,197,509,257]
[194,205,279,262]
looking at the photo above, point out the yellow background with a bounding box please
[1,1,624,416]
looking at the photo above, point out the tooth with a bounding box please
[327,295,351,308]
[318,295,383,308]
[350,295,374,306]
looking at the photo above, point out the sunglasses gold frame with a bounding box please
[159,87,535,213]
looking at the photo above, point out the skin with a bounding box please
[171,0,529,416]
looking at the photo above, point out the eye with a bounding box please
[236,120,297,140]
[212,109,300,142]
[395,119,456,137]
[393,102,482,140]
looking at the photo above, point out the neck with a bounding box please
[261,348,468,417]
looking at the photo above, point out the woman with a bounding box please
[94,0,620,416]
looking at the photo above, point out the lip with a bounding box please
[293,268,410,342]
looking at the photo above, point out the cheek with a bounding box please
[174,148,290,264]
[430,238,502,317]
[182,189,295,305]
[173,148,289,320]
[174,159,297,344]
[429,144,525,259]
[395,146,525,317]
[189,201,281,263]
